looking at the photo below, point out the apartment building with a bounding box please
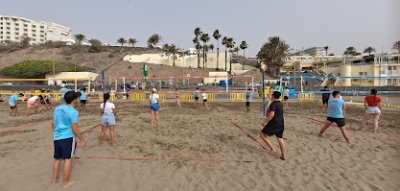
[291,47,326,56]
[0,15,71,44]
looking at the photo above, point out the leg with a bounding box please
[204,102,209,111]
[34,105,38,114]
[99,126,107,146]
[150,110,154,125]
[276,137,286,160]
[52,159,62,186]
[339,127,352,144]
[155,111,160,125]
[260,132,276,152]
[109,125,116,146]
[25,106,31,116]
[318,120,333,136]
[15,106,19,115]
[9,109,13,118]
[358,113,371,130]
[372,114,381,133]
[62,159,74,188]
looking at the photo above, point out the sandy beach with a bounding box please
[0,97,400,191]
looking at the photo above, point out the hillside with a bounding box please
[0,47,271,84]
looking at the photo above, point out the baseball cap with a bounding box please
[64,91,81,104]
[152,88,157,92]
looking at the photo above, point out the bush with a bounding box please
[0,60,86,78]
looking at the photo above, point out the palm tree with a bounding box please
[209,44,214,52]
[117,37,127,51]
[343,46,357,56]
[163,44,179,66]
[147,34,162,48]
[226,38,235,72]
[213,29,222,69]
[256,36,291,77]
[222,36,228,71]
[200,33,210,68]
[363,47,376,55]
[203,45,209,64]
[194,27,202,68]
[392,41,400,53]
[234,47,240,55]
[239,41,248,70]
[74,34,85,45]
[128,38,137,47]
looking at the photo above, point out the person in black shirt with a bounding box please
[321,86,330,111]
[260,91,286,160]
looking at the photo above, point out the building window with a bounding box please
[40,30,44,33]
[40,35,44,37]
[15,37,19,40]
[380,70,385,75]
[24,29,27,32]
[40,39,44,42]
[15,23,19,26]
[32,38,36,41]
[24,24,28,27]
[32,34,36,37]
[15,28,19,31]
[40,26,44,29]
[6,32,10,35]
[6,22,10,25]
[32,25,36,28]
[6,27,10,30]
[6,36,10,40]
[15,32,19,36]
[32,29,36,32]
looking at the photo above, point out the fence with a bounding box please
[297,93,315,101]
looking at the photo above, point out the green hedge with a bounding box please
[0,60,86,78]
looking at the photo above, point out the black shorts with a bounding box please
[283,96,289,101]
[262,125,284,138]
[54,137,76,160]
[40,100,46,105]
[195,97,199,100]
[246,102,251,106]
[322,98,329,105]
[45,99,51,104]
[203,99,207,102]
[80,100,87,104]
[327,117,345,127]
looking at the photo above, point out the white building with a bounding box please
[0,15,71,44]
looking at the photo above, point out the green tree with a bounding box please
[392,41,400,53]
[239,41,248,70]
[20,35,31,48]
[163,44,179,66]
[343,46,357,56]
[200,33,210,68]
[213,29,222,69]
[194,27,202,68]
[88,39,103,53]
[256,36,291,77]
[226,38,235,72]
[74,34,85,45]
[128,38,137,47]
[222,37,228,71]
[0,60,85,78]
[209,44,214,52]
[147,34,162,48]
[117,37,127,51]
[363,47,376,55]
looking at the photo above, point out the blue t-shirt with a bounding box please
[246,92,253,102]
[53,104,79,140]
[195,90,200,97]
[79,90,87,100]
[60,88,69,98]
[328,98,346,118]
[9,95,18,103]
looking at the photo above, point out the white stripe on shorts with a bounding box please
[70,137,76,158]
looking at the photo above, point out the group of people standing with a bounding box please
[8,90,53,117]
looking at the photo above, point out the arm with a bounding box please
[51,117,54,130]
[342,106,346,116]
[71,123,86,148]
[364,99,368,110]
[157,99,161,108]
[378,102,382,114]
[262,111,275,126]
[112,108,116,115]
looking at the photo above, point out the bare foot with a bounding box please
[112,143,117,147]
[51,179,58,186]
[63,181,74,188]
[280,156,285,160]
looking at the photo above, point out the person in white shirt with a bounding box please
[26,95,40,116]
[202,89,209,111]
[99,93,117,147]
[149,88,161,125]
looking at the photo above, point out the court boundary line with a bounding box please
[0,120,51,135]
[75,155,255,163]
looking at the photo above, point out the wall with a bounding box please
[321,64,384,86]
[124,52,254,71]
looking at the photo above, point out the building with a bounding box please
[0,15,71,44]
[45,72,99,87]
[291,47,327,56]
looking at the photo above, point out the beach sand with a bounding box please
[0,99,400,191]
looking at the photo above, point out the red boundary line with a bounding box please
[38,123,102,155]
[80,156,254,163]
[306,117,400,147]
[0,120,51,135]
[215,107,278,159]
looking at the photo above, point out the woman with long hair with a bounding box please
[359,89,382,133]
[175,88,181,107]
[149,88,160,125]
[99,93,117,146]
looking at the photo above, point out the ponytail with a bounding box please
[103,93,110,113]
[370,89,377,102]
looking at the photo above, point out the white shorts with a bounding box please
[9,102,16,107]
[366,107,381,114]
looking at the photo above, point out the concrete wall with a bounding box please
[123,52,256,71]
[321,64,387,86]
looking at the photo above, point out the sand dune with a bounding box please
[0,100,399,191]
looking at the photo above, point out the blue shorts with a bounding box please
[101,113,116,126]
[150,103,160,111]
[54,137,76,160]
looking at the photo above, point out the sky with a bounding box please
[1,0,399,57]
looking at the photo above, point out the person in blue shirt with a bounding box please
[246,88,253,112]
[318,91,351,144]
[193,87,200,106]
[79,88,89,110]
[8,93,24,118]
[51,91,86,188]
[59,84,69,99]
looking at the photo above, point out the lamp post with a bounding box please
[260,61,266,116]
